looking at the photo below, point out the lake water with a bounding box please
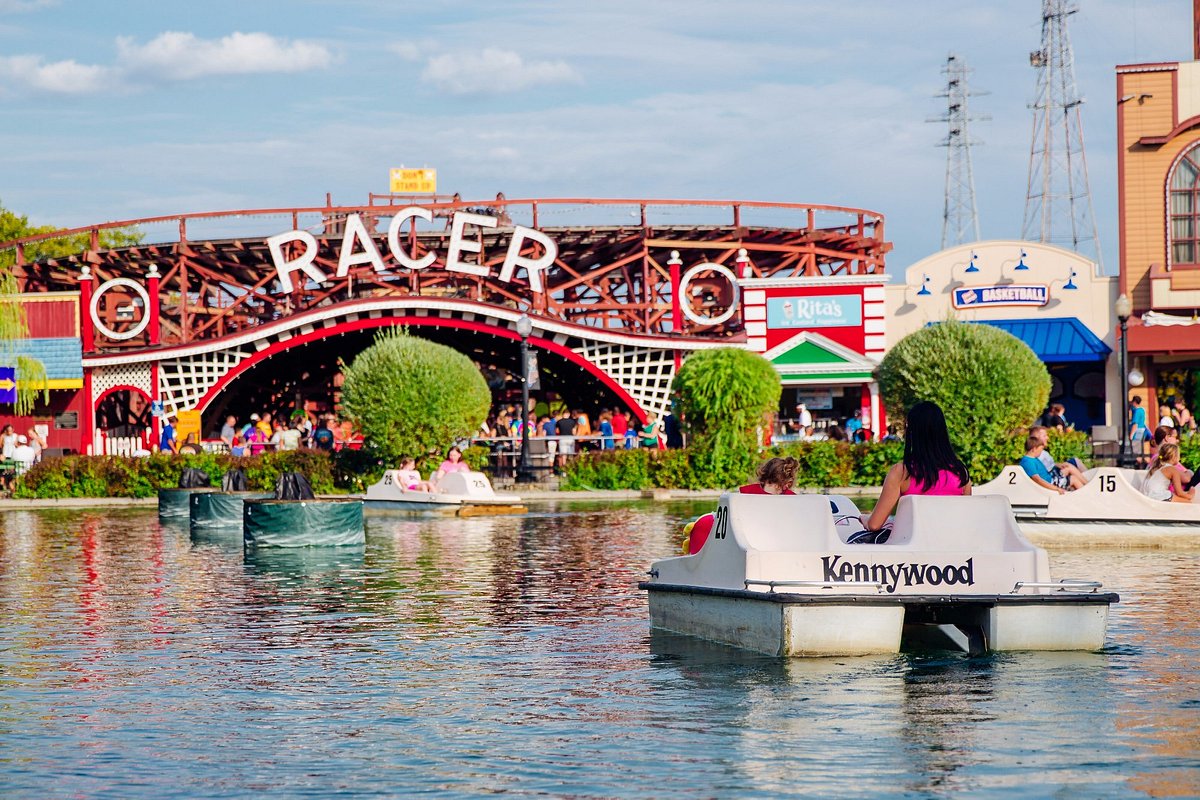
[1,502,1197,798]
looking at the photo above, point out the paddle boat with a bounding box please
[362,470,526,516]
[975,465,1200,545]
[640,492,1116,657]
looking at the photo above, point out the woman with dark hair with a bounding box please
[861,401,972,533]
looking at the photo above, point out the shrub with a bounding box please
[877,319,1051,481]
[15,450,338,498]
[673,347,781,487]
[340,330,491,464]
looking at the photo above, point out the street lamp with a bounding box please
[515,313,535,483]
[1115,293,1132,467]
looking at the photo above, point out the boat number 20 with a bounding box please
[713,507,729,539]
[1098,475,1117,492]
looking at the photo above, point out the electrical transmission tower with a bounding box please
[929,54,988,248]
[1022,0,1103,267]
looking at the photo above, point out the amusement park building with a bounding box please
[887,241,1118,433]
[1116,33,1200,429]
[0,197,892,453]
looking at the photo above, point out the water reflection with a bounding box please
[0,503,1196,798]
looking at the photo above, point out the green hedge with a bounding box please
[14,444,498,499]
[15,450,338,499]
[560,430,1093,491]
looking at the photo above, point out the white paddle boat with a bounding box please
[640,492,1115,657]
[362,470,526,516]
[975,465,1200,546]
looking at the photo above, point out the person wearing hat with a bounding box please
[12,434,36,474]
[795,403,813,437]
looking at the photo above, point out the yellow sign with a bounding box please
[176,410,202,446]
[389,168,437,194]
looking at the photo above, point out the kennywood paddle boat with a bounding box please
[362,470,526,516]
[975,465,1200,546]
[640,492,1116,657]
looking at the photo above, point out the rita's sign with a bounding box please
[767,294,862,328]
[266,209,558,293]
[952,284,1048,309]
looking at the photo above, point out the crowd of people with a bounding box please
[477,404,684,468]
[782,404,876,444]
[0,424,47,486]
[157,410,356,455]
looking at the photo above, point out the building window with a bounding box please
[1171,145,1200,266]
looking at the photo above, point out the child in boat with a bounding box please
[738,456,799,495]
[1019,433,1081,494]
[1141,443,1195,503]
[860,401,971,537]
[396,458,434,492]
[683,457,800,554]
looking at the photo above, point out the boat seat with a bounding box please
[727,493,845,552]
[887,495,1031,552]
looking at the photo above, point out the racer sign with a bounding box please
[266,210,558,293]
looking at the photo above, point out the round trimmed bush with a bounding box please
[674,347,782,484]
[340,330,491,465]
[877,319,1050,478]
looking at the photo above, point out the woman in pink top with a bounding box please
[433,446,471,484]
[862,401,972,533]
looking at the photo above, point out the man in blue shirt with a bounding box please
[159,415,178,454]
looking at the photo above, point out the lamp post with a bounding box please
[1115,293,1132,467]
[516,313,535,483]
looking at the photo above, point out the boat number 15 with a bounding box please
[1098,475,1117,492]
[713,507,729,539]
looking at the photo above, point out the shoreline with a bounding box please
[0,486,884,511]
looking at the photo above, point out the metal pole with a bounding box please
[517,335,534,482]
[1118,317,1129,467]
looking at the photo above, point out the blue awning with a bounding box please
[969,318,1111,363]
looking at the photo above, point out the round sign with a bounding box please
[90,278,151,341]
[678,262,741,326]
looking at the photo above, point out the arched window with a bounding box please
[1171,144,1200,266]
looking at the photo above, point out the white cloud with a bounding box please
[421,48,580,95]
[0,54,114,93]
[0,31,332,94]
[388,42,423,62]
[0,0,56,11]
[116,31,333,80]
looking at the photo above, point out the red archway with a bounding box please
[194,316,650,425]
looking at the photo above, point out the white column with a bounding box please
[869,381,881,436]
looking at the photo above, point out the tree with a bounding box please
[340,330,491,464]
[876,319,1050,479]
[673,347,782,486]
[0,200,143,414]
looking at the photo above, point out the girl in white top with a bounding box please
[1142,443,1194,503]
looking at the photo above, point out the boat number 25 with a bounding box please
[1098,475,1117,492]
[713,507,729,539]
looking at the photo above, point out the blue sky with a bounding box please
[0,0,1188,275]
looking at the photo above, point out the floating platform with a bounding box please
[190,491,271,530]
[243,498,365,547]
[158,487,216,520]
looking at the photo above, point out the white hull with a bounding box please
[1016,517,1200,548]
[362,470,525,515]
[646,586,1111,656]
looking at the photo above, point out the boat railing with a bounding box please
[745,579,885,593]
[1012,580,1103,594]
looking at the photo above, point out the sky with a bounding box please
[0,0,1190,276]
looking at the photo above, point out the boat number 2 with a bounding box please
[713,507,729,539]
[1099,475,1117,492]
